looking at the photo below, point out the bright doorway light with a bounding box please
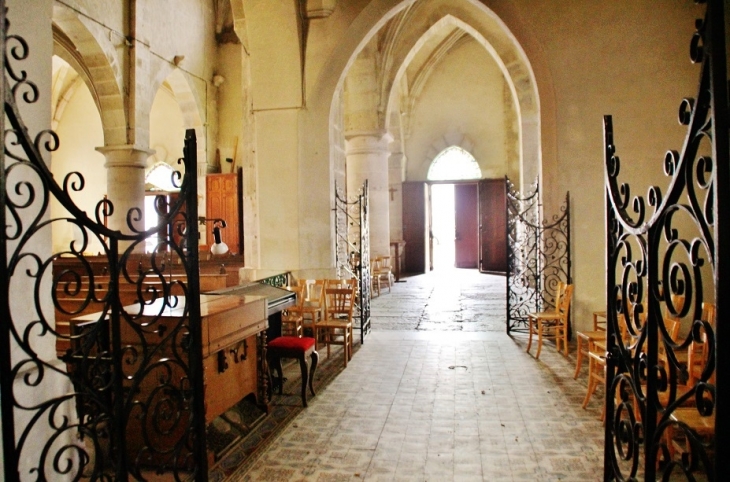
[431,184,455,270]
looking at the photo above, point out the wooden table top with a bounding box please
[72,293,266,321]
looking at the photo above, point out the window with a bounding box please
[145,162,180,192]
[144,163,180,253]
[427,146,482,181]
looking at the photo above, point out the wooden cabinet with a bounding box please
[206,170,243,255]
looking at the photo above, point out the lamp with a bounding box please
[209,219,229,256]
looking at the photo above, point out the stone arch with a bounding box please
[300,0,555,270]
[372,8,540,190]
[52,3,126,146]
[151,66,208,172]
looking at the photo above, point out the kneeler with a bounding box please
[266,336,319,407]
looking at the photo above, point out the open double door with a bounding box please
[402,179,506,274]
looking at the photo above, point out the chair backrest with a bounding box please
[379,256,392,270]
[557,283,573,321]
[325,287,355,321]
[287,284,305,309]
[661,294,685,341]
[325,278,356,290]
[549,281,565,314]
[304,280,325,306]
[371,257,381,272]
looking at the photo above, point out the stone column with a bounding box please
[345,133,391,258]
[96,145,154,240]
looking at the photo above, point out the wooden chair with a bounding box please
[665,302,715,463]
[373,256,394,294]
[582,337,607,419]
[370,258,381,297]
[266,336,318,407]
[686,302,715,386]
[526,282,573,359]
[319,286,355,367]
[281,285,304,337]
[574,329,606,379]
[581,306,634,416]
[300,279,325,338]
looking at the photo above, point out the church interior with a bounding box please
[0,0,725,480]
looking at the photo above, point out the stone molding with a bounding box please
[96,145,155,169]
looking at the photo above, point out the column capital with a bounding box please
[96,145,155,169]
[344,132,393,155]
[344,129,391,142]
[306,0,337,18]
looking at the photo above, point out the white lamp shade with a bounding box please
[210,242,229,256]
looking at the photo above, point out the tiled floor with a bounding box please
[233,269,606,481]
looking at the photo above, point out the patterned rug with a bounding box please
[207,341,361,481]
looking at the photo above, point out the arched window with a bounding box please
[427,146,482,181]
[145,162,179,192]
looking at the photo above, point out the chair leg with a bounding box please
[536,319,544,360]
[343,331,348,368]
[268,354,284,395]
[298,353,309,407]
[555,326,563,353]
[527,317,534,353]
[582,358,596,409]
[574,337,584,379]
[349,325,354,360]
[309,350,318,397]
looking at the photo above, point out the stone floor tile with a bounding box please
[231,270,605,481]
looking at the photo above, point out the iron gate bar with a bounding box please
[0,3,14,478]
[334,181,371,344]
[0,6,207,478]
[505,177,571,336]
[603,1,727,479]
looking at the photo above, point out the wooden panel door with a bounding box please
[478,178,507,272]
[402,182,428,274]
[206,170,243,255]
[454,183,479,268]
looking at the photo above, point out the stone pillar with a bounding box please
[345,133,391,258]
[96,145,154,239]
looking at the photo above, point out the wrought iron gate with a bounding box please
[334,181,371,343]
[505,178,571,334]
[603,1,727,480]
[0,8,207,479]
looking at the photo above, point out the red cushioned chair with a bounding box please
[266,336,319,407]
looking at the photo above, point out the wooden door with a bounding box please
[454,183,479,268]
[402,182,428,274]
[478,179,507,272]
[206,170,243,255]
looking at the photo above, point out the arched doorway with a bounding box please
[427,146,481,270]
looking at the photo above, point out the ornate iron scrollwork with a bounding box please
[603,2,727,480]
[0,7,207,480]
[505,177,571,334]
[334,180,371,343]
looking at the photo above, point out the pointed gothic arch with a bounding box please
[427,145,482,181]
